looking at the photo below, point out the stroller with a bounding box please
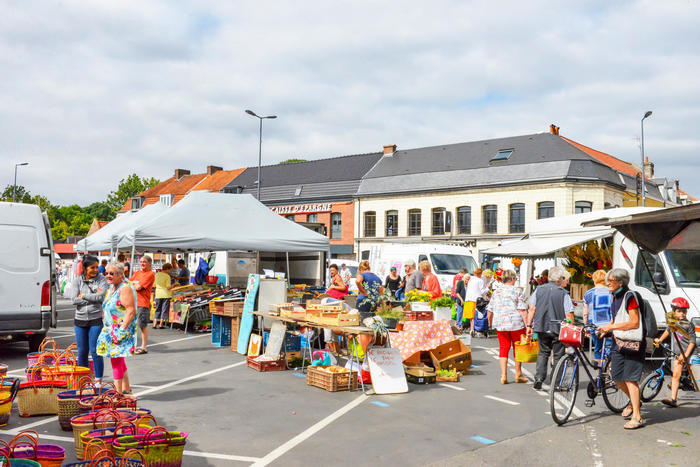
[473,297,490,337]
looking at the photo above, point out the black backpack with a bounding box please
[629,291,657,338]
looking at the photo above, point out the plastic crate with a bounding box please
[212,314,232,348]
[246,356,286,372]
[306,366,358,392]
[405,311,433,321]
[263,332,301,352]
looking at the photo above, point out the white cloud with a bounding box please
[1,0,699,204]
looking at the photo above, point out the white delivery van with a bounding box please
[361,242,478,292]
[0,202,57,351]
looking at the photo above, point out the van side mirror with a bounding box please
[652,272,669,294]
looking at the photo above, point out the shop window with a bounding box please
[483,205,497,233]
[537,201,554,219]
[287,215,295,222]
[307,213,318,223]
[331,213,342,239]
[509,203,525,233]
[432,208,446,235]
[364,211,376,237]
[408,209,421,236]
[456,206,471,234]
[575,201,592,214]
[385,210,398,237]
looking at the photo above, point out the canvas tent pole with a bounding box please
[285,252,290,283]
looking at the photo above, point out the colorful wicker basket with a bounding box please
[70,409,138,460]
[113,426,187,467]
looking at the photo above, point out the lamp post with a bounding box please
[641,111,652,207]
[13,162,29,202]
[245,109,277,201]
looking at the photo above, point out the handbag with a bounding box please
[514,335,539,363]
[612,292,643,342]
[558,322,583,348]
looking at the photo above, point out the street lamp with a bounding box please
[641,111,652,206]
[13,162,29,202]
[245,109,277,201]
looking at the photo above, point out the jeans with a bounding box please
[535,333,565,383]
[75,324,104,379]
[455,303,464,326]
[590,332,604,360]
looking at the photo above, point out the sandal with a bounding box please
[661,398,678,408]
[134,348,148,355]
[623,418,644,430]
[500,376,508,384]
[514,375,529,383]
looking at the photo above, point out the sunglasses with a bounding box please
[105,271,119,276]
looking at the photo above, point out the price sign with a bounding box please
[367,348,408,394]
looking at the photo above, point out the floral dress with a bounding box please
[96,281,137,358]
[486,285,527,331]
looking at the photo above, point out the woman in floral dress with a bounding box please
[97,261,137,394]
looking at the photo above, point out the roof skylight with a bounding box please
[491,149,513,161]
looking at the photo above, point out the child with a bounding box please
[654,297,697,407]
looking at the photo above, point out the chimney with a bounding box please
[207,165,223,176]
[644,156,654,179]
[383,144,397,156]
[549,124,560,135]
[174,169,190,180]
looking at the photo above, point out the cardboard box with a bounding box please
[306,300,344,312]
[429,339,472,373]
[280,307,306,320]
[404,362,436,384]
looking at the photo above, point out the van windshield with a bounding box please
[430,254,477,275]
[665,251,700,288]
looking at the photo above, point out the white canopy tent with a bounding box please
[120,191,330,253]
[111,202,169,251]
[75,210,135,253]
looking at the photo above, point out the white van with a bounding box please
[0,202,57,351]
[361,242,478,292]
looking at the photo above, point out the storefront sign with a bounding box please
[270,203,332,215]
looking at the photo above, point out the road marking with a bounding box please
[129,384,155,389]
[584,423,604,466]
[0,432,263,462]
[146,333,209,348]
[45,333,73,339]
[293,372,306,378]
[371,401,389,407]
[1,416,59,434]
[56,319,74,323]
[439,383,466,391]
[484,395,520,406]
[252,394,368,466]
[135,361,246,397]
[471,436,496,445]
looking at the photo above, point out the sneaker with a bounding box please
[533,380,543,390]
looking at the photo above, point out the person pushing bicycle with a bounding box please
[653,297,697,408]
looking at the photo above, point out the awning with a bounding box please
[482,229,613,258]
[583,203,700,253]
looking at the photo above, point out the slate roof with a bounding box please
[357,133,646,197]
[222,152,383,203]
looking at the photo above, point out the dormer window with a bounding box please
[130,197,143,210]
[491,149,513,161]
[160,194,174,207]
[294,185,303,196]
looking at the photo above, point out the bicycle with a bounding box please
[640,342,696,402]
[549,322,630,425]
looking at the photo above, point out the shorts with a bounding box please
[137,306,150,329]
[155,299,170,321]
[610,348,644,383]
[463,301,476,320]
[497,328,527,358]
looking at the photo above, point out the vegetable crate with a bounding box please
[306,366,358,392]
[429,339,472,373]
[246,357,286,372]
[404,311,433,321]
[211,314,232,348]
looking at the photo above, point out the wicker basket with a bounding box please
[112,427,187,467]
[306,366,358,392]
[57,377,109,431]
[16,378,68,417]
[246,357,286,372]
[70,409,138,460]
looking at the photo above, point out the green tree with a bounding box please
[280,158,308,164]
[1,184,32,203]
[84,201,115,222]
[105,174,160,213]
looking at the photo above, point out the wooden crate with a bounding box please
[405,311,433,321]
[281,307,306,320]
[230,316,241,352]
[306,300,344,312]
[320,312,360,327]
[223,301,243,316]
[306,366,358,392]
[246,356,286,372]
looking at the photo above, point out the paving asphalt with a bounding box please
[1,297,698,466]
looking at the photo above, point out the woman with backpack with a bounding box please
[583,269,613,362]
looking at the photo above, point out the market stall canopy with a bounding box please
[483,207,653,258]
[122,191,330,253]
[111,202,169,250]
[582,203,700,253]
[75,210,135,252]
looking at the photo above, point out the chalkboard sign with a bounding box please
[367,348,408,394]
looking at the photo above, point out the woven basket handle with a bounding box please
[119,448,145,467]
[65,342,78,353]
[8,430,39,459]
[39,336,57,352]
[0,439,10,458]
[82,438,109,461]
[77,376,95,395]
[135,413,157,428]
[93,408,121,429]
[56,350,77,368]
[89,448,118,466]
[27,364,50,390]
[111,421,136,442]
[144,426,170,445]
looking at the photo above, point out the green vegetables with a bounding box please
[437,368,457,377]
[430,295,454,310]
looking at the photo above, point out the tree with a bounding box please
[105,174,160,213]
[84,201,115,222]
[1,184,32,203]
[280,159,308,164]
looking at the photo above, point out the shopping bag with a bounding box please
[514,335,539,363]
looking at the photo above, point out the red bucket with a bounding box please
[205,276,218,284]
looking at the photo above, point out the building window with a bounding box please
[331,213,342,239]
[509,203,525,233]
[491,149,514,161]
[575,201,592,214]
[307,213,318,223]
[364,212,376,237]
[159,194,173,207]
[385,210,398,237]
[408,209,421,236]
[432,208,446,235]
[287,215,295,222]
[456,206,471,234]
[483,205,497,233]
[537,201,554,219]
[130,197,143,210]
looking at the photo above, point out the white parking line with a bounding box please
[252,394,368,466]
[135,361,246,397]
[147,334,209,348]
[484,395,520,406]
[2,416,58,434]
[439,383,466,391]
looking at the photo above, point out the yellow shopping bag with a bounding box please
[514,335,538,363]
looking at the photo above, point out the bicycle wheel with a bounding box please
[550,354,579,425]
[640,371,664,402]
[601,357,630,413]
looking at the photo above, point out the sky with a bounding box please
[1,0,699,205]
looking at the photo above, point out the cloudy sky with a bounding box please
[1,1,699,205]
